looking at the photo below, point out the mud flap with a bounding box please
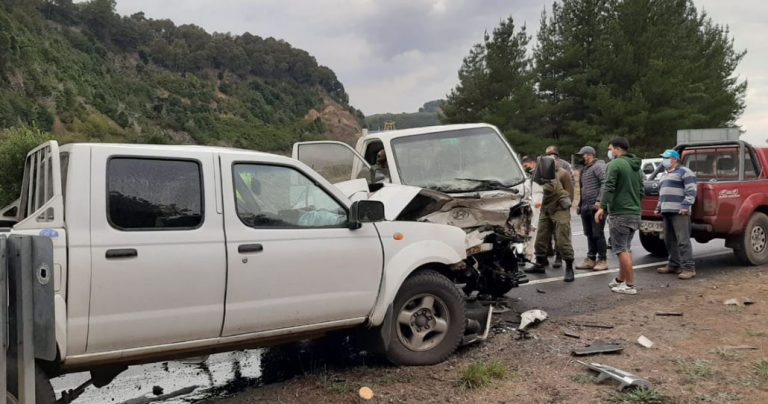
[461,304,493,346]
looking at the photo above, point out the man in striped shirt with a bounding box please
[655,149,698,279]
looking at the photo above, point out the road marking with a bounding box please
[522,251,731,286]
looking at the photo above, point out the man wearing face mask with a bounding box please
[575,146,608,271]
[595,137,644,295]
[655,149,697,279]
[544,145,574,268]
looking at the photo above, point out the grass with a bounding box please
[710,347,740,361]
[317,371,356,394]
[676,359,716,381]
[611,387,669,404]
[753,359,768,379]
[459,360,508,389]
[571,373,598,384]
[747,331,768,338]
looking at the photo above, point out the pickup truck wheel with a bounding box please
[640,233,667,257]
[384,270,465,366]
[5,354,56,404]
[734,212,768,266]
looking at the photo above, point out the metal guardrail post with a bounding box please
[1,236,7,404]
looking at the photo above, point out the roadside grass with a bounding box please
[571,373,598,384]
[696,392,742,402]
[709,347,740,361]
[316,371,356,394]
[459,360,508,389]
[610,387,669,404]
[746,331,768,338]
[753,359,768,379]
[676,359,716,382]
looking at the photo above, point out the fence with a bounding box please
[1,235,56,404]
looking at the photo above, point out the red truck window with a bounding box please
[682,146,761,180]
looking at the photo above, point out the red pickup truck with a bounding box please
[640,140,768,266]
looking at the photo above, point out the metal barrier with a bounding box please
[2,235,56,404]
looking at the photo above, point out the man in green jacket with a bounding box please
[595,137,644,295]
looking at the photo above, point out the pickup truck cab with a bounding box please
[3,141,472,403]
[640,140,768,265]
[291,124,533,298]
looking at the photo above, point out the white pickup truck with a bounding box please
[2,141,473,403]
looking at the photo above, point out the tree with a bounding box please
[0,126,50,206]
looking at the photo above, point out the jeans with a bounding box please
[663,213,695,269]
[580,208,607,261]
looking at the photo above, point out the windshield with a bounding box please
[390,127,526,192]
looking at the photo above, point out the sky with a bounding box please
[114,0,767,145]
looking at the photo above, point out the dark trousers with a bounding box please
[580,208,607,261]
[663,213,694,269]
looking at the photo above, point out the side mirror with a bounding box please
[348,200,385,229]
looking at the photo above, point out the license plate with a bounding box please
[640,220,664,233]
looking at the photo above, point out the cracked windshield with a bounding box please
[391,127,525,192]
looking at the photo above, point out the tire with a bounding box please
[733,212,768,266]
[5,354,56,404]
[640,232,668,257]
[382,270,465,366]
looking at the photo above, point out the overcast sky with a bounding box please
[114,0,766,144]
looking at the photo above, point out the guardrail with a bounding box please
[1,235,56,404]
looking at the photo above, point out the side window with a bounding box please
[714,148,739,179]
[745,149,761,179]
[295,143,370,183]
[107,158,203,230]
[233,164,347,228]
[684,151,715,178]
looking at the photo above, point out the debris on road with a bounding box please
[637,335,654,348]
[655,311,684,317]
[572,340,625,356]
[359,386,374,400]
[724,297,756,306]
[152,386,164,396]
[577,361,651,391]
[518,309,548,331]
[718,345,758,351]
[562,328,581,339]
[572,322,615,329]
[536,288,547,294]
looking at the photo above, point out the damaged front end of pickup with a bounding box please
[388,187,533,298]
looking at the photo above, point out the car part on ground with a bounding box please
[577,361,651,391]
[572,340,625,356]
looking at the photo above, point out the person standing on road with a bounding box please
[595,138,644,295]
[655,149,697,279]
[544,145,574,269]
[526,156,576,282]
[575,146,608,271]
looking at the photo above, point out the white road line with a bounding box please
[522,251,731,286]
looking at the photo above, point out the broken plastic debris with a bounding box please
[572,340,624,356]
[637,335,654,348]
[561,328,581,339]
[518,309,548,331]
[724,298,754,306]
[655,312,683,317]
[577,361,651,391]
[359,386,374,400]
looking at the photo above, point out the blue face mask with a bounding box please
[662,158,672,169]
[607,150,615,160]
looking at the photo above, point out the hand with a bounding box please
[679,208,689,215]
[593,202,601,211]
[654,207,661,215]
[595,208,604,223]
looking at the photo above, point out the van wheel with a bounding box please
[640,233,667,257]
[734,212,768,266]
[5,354,56,404]
[382,270,465,366]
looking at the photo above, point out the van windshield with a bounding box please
[390,128,525,193]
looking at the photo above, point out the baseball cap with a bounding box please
[660,149,681,159]
[577,146,596,155]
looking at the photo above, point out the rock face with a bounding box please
[306,97,363,145]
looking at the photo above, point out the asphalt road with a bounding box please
[51,214,741,403]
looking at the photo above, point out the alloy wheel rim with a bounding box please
[396,293,450,352]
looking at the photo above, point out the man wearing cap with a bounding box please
[655,149,697,279]
[575,146,608,271]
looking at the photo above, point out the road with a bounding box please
[51,215,740,403]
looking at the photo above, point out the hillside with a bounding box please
[0,0,364,151]
[365,100,444,131]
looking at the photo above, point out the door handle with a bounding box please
[106,248,138,259]
[238,243,264,254]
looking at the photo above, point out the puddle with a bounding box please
[51,333,373,403]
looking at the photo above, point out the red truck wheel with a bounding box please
[734,212,768,266]
[640,233,668,257]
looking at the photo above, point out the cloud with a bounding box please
[114,0,767,141]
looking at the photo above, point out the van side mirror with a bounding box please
[349,200,385,229]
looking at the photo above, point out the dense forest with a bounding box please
[0,0,364,151]
[443,0,747,157]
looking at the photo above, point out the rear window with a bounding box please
[107,158,203,230]
[682,147,760,180]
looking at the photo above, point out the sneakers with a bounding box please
[608,277,622,288]
[656,265,681,274]
[678,269,696,280]
[592,260,609,271]
[575,258,596,270]
[611,283,637,295]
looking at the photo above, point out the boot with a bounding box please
[553,255,563,269]
[575,258,596,270]
[592,260,609,271]
[525,256,548,274]
[564,260,575,282]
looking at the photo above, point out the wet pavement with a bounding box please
[52,214,737,403]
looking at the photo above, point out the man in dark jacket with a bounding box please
[575,146,608,271]
[595,137,644,295]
